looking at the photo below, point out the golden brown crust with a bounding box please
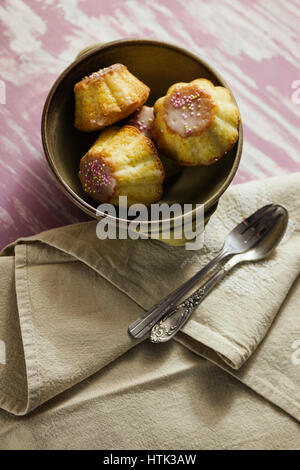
[75,64,124,87]
[79,125,165,206]
[74,64,150,132]
[121,126,165,187]
[151,80,240,166]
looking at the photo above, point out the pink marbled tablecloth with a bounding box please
[0,0,299,248]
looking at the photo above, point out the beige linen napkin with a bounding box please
[0,173,299,422]
[1,341,299,450]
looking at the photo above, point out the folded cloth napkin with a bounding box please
[0,173,299,422]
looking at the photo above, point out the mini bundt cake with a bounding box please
[124,106,181,181]
[151,79,240,166]
[124,105,155,140]
[78,125,165,206]
[74,64,150,132]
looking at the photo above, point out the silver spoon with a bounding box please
[150,204,288,343]
[129,204,276,339]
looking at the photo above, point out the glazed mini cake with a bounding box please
[125,105,155,140]
[151,79,240,166]
[125,106,181,181]
[74,64,150,132]
[78,125,165,206]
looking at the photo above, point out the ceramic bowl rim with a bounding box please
[41,38,243,225]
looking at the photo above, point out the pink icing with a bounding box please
[126,106,154,139]
[164,85,214,137]
[79,155,116,203]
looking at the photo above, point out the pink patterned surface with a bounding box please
[0,0,299,248]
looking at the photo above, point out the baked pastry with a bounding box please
[124,105,154,140]
[151,79,240,165]
[74,64,150,132]
[124,106,181,180]
[78,125,165,206]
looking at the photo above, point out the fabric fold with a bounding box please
[0,173,299,419]
[0,243,144,415]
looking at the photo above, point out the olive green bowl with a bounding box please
[41,39,243,246]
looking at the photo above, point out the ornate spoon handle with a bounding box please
[128,249,229,339]
[150,266,228,343]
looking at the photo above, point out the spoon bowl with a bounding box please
[150,204,289,343]
[232,204,289,265]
